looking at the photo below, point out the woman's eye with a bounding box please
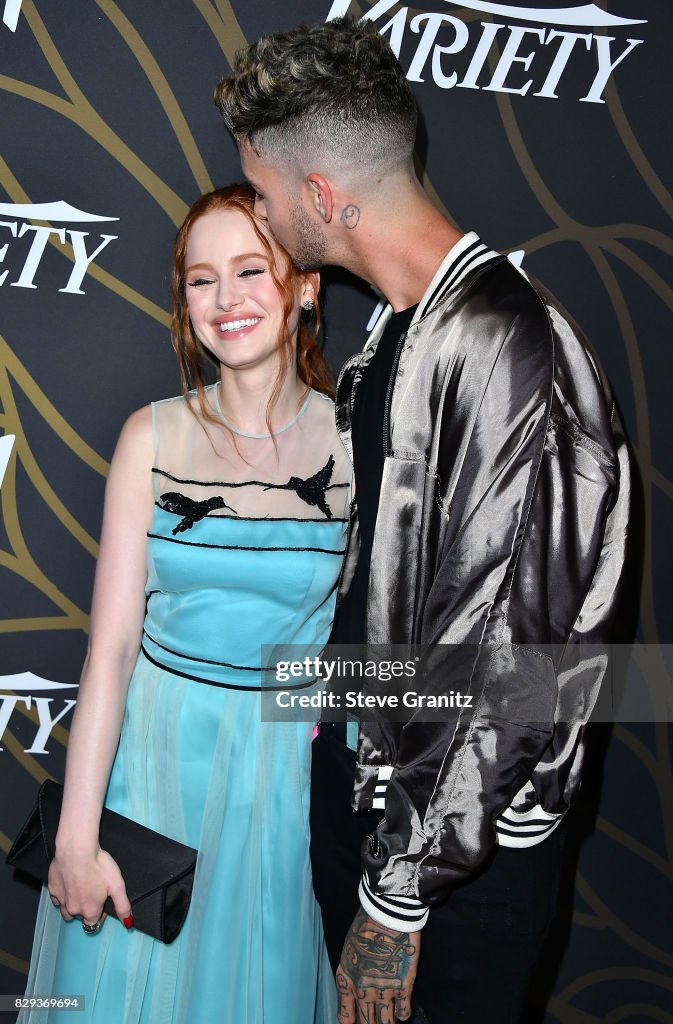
[238,268,265,278]
[187,278,213,288]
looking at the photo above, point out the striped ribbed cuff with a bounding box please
[372,765,393,809]
[495,804,565,847]
[359,874,429,931]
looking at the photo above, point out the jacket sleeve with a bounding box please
[359,302,631,927]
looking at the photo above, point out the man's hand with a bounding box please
[336,908,421,1023]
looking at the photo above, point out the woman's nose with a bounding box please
[215,279,242,310]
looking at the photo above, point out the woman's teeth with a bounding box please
[218,318,260,333]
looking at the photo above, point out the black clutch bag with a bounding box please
[6,780,197,944]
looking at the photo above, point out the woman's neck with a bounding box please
[216,366,308,436]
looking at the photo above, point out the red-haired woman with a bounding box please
[20,185,348,1023]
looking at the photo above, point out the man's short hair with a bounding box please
[214,17,418,177]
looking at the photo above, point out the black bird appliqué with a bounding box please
[160,492,237,534]
[267,455,335,519]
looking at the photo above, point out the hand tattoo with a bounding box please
[337,909,420,1023]
[340,909,416,991]
[340,204,361,229]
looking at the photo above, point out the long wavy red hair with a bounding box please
[170,184,334,429]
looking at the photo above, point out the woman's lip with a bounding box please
[213,316,261,336]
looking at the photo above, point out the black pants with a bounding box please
[310,730,565,1024]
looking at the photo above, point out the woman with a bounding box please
[20,185,349,1023]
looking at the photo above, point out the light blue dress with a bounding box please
[20,388,348,1024]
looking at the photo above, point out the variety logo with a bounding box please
[0,201,119,295]
[327,1,646,103]
[0,672,78,755]
[0,434,14,490]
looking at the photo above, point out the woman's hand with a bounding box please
[43,407,154,935]
[47,848,133,932]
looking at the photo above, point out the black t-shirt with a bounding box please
[332,304,418,644]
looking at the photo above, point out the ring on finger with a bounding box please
[82,918,103,935]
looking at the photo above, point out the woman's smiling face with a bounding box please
[184,207,304,374]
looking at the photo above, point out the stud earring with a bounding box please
[301,300,314,311]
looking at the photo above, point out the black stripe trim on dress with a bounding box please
[143,629,266,672]
[146,532,346,555]
[153,502,348,524]
[140,646,322,692]
[152,467,349,491]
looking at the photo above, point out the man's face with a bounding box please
[240,140,327,271]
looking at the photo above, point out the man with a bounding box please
[215,17,631,1024]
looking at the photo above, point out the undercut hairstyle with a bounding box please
[171,184,333,432]
[214,17,418,177]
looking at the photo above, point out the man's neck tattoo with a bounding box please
[340,204,361,229]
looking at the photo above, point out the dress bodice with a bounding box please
[142,387,351,688]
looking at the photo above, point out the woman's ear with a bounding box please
[300,271,320,308]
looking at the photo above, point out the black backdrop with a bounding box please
[1,2,672,1020]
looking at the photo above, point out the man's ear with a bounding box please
[307,174,334,223]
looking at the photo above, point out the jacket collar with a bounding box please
[413,232,501,322]
[336,233,502,459]
[366,232,501,345]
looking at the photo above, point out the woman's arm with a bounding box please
[48,406,154,926]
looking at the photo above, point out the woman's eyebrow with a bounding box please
[185,262,214,273]
[232,251,270,263]
[185,253,270,272]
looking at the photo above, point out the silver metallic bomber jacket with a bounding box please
[334,234,632,930]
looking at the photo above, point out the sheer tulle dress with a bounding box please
[20,386,349,1023]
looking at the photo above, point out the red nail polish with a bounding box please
[122,915,134,930]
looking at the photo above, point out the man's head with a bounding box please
[214,17,418,268]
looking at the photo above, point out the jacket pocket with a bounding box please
[476,643,557,734]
